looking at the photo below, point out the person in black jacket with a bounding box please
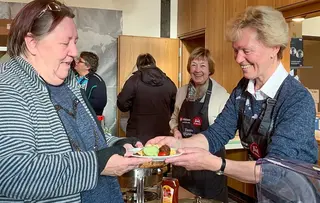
[74,51,107,116]
[117,53,177,144]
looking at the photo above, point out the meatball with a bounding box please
[159,145,170,156]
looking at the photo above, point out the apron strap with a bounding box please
[237,79,250,129]
[257,98,276,136]
[257,81,285,138]
[200,79,213,115]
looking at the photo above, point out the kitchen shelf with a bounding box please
[290,66,313,69]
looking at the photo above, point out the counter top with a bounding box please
[225,136,243,150]
[315,131,320,144]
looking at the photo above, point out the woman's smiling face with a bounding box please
[189,57,210,86]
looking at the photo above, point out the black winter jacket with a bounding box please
[117,66,177,144]
[85,72,107,116]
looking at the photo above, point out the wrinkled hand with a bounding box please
[101,154,151,176]
[173,129,183,139]
[146,136,181,149]
[165,147,221,171]
[123,142,144,157]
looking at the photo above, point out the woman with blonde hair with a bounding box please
[148,5,317,189]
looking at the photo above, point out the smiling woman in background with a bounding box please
[169,47,229,202]
[0,0,149,202]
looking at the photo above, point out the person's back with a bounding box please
[117,53,177,144]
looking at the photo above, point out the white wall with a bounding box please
[0,0,178,38]
[170,0,177,38]
[303,16,320,37]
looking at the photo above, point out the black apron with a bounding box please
[238,79,282,160]
[172,80,228,202]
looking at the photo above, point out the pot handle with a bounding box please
[136,172,144,203]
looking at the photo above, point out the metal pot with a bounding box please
[118,164,168,188]
[179,196,223,203]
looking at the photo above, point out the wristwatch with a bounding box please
[216,157,226,175]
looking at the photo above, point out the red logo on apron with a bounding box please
[192,117,202,126]
[249,142,261,159]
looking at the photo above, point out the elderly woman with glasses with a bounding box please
[0,0,150,203]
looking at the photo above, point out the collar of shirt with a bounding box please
[246,62,288,100]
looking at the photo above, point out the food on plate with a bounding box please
[143,145,159,156]
[159,145,170,156]
[136,145,176,157]
[134,145,178,168]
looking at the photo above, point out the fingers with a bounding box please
[174,133,182,139]
[146,136,167,145]
[129,157,152,165]
[177,147,204,154]
[135,141,143,148]
[124,151,133,157]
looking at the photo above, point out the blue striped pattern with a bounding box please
[0,57,120,202]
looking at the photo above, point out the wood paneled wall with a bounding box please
[206,0,278,93]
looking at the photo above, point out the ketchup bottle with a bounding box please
[161,177,179,203]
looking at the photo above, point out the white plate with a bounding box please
[129,148,182,162]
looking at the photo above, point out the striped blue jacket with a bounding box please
[0,57,121,202]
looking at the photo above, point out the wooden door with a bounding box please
[275,0,308,9]
[117,35,179,136]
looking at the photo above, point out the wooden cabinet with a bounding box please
[0,19,11,36]
[275,0,308,9]
[0,19,11,59]
[177,0,206,37]
[246,0,275,6]
[177,0,191,36]
[226,149,256,199]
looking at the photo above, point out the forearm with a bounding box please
[224,160,261,184]
[181,133,209,150]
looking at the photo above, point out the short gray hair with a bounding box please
[226,6,289,59]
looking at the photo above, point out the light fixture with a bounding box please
[292,17,305,22]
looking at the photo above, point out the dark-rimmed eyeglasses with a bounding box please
[76,58,88,65]
[37,2,61,19]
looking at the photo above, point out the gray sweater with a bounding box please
[202,76,318,163]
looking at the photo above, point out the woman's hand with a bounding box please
[146,136,182,149]
[173,128,183,139]
[122,141,143,157]
[101,154,151,176]
[165,147,221,171]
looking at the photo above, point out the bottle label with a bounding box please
[162,185,174,203]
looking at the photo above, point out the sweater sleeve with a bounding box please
[202,88,239,153]
[0,86,98,200]
[266,89,318,163]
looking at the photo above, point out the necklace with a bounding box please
[54,98,99,152]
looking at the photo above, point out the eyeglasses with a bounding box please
[37,2,61,19]
[76,58,88,65]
